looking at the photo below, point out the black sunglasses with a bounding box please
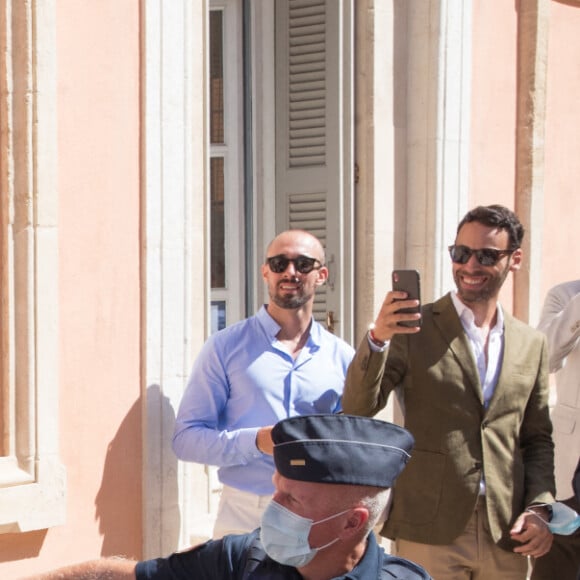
[266,254,323,274]
[448,245,514,266]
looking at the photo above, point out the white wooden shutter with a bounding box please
[274,0,353,341]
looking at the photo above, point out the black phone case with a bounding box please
[392,269,421,327]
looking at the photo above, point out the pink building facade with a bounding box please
[1,1,579,576]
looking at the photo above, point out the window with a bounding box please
[209,1,245,333]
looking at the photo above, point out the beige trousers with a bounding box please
[212,484,273,540]
[395,497,529,580]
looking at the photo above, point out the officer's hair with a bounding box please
[335,485,390,536]
[358,488,390,536]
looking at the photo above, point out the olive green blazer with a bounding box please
[343,293,555,549]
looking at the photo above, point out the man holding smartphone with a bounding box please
[343,205,555,579]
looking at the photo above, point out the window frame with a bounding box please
[0,0,65,533]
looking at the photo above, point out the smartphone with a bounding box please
[392,269,421,328]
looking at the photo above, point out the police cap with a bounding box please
[272,414,414,488]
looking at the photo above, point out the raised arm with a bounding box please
[342,291,415,416]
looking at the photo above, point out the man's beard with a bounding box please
[454,263,511,304]
[271,292,312,310]
[270,280,313,310]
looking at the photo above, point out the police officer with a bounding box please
[24,414,431,580]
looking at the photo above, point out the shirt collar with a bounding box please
[342,533,381,579]
[257,305,320,347]
[256,304,282,338]
[450,291,504,335]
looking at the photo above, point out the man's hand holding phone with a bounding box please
[369,270,422,345]
[370,291,422,344]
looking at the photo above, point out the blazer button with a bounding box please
[481,421,489,429]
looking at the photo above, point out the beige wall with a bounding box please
[56,0,142,562]
[0,1,142,576]
[469,1,519,312]
[57,0,143,562]
[470,0,518,210]
[542,1,580,295]
[469,1,580,317]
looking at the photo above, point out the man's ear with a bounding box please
[340,507,369,539]
[509,248,523,272]
[315,266,329,286]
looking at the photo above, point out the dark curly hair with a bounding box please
[456,205,524,251]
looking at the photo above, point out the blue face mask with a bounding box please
[260,500,350,568]
[547,502,580,536]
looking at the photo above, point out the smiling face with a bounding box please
[452,221,522,306]
[261,230,328,311]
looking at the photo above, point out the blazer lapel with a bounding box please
[432,294,483,404]
[486,313,518,413]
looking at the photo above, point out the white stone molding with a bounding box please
[514,0,550,325]
[142,0,209,556]
[406,0,472,302]
[0,0,65,533]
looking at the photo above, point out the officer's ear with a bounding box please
[340,507,368,539]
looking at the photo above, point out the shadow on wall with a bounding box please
[95,385,179,557]
[0,387,179,568]
[140,384,181,556]
[0,530,47,563]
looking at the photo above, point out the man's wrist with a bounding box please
[527,503,553,522]
[368,324,387,348]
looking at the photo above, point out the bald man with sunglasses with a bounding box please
[343,205,555,579]
[173,229,355,539]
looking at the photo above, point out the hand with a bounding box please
[256,426,274,455]
[510,510,553,558]
[370,291,422,343]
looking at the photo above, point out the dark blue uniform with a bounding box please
[135,529,431,579]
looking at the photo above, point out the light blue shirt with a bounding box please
[172,305,355,494]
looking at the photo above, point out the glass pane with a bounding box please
[211,301,226,333]
[209,11,224,144]
[211,157,225,289]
